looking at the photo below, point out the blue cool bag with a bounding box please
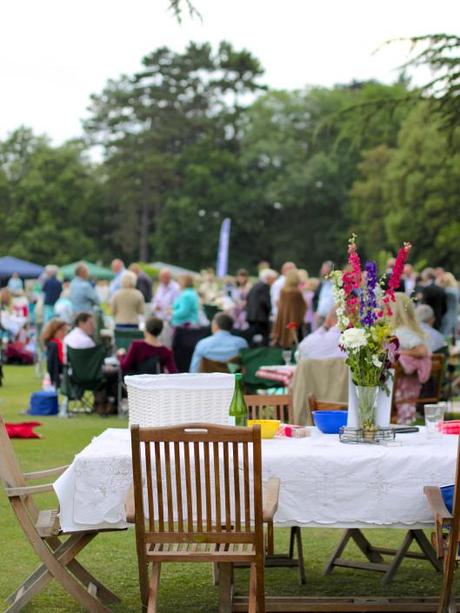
[28,391,59,415]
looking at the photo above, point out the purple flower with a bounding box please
[360,261,378,326]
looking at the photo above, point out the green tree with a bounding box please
[234,82,412,272]
[0,127,101,264]
[348,144,394,257]
[384,103,460,273]
[348,102,460,273]
[85,41,264,263]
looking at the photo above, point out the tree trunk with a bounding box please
[139,178,150,262]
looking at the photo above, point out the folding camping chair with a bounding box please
[60,345,107,415]
[239,347,284,394]
[114,328,144,352]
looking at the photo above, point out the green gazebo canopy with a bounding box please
[59,260,115,281]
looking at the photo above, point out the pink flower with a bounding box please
[347,237,362,289]
[385,243,412,301]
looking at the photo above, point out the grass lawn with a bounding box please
[0,365,455,611]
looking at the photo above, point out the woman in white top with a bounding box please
[391,293,430,424]
[392,292,428,355]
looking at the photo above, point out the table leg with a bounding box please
[324,529,385,576]
[218,563,233,613]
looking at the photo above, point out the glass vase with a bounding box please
[356,385,379,436]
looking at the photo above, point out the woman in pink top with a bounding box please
[391,293,431,424]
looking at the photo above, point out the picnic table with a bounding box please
[54,427,458,611]
[55,427,456,532]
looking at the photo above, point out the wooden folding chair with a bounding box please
[129,422,275,612]
[244,393,306,584]
[308,393,348,412]
[0,416,123,612]
[245,393,293,423]
[424,434,460,613]
[199,356,241,374]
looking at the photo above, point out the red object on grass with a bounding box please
[5,422,42,439]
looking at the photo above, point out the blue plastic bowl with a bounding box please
[312,410,348,434]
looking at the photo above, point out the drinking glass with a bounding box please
[282,350,292,367]
[424,404,444,438]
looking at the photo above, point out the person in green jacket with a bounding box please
[171,275,200,327]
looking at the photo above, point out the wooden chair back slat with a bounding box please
[131,423,263,546]
[153,442,164,531]
[164,443,174,532]
[244,394,293,423]
[233,441,241,531]
[243,442,251,531]
[183,442,193,533]
[252,427,264,558]
[193,442,203,532]
[223,442,231,530]
[203,442,212,532]
[213,441,222,532]
[174,442,184,532]
[144,443,154,532]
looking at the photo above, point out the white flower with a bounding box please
[340,327,367,350]
[371,355,383,368]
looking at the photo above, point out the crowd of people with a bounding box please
[0,256,458,421]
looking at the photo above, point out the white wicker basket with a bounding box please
[125,373,235,428]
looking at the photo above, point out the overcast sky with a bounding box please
[1,0,458,145]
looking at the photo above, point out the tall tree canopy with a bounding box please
[0,128,103,264]
[84,41,264,263]
[1,40,458,275]
[350,102,460,274]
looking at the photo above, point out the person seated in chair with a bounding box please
[119,317,177,375]
[391,293,431,425]
[64,312,119,415]
[297,308,345,360]
[415,304,448,355]
[189,313,248,373]
[64,312,96,350]
[41,319,69,388]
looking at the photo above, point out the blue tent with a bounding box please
[0,256,44,279]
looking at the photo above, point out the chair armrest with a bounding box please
[424,486,453,522]
[6,483,55,497]
[263,477,280,522]
[124,484,135,523]
[23,465,69,480]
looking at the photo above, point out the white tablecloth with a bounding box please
[54,428,458,533]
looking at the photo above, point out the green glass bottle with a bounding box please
[228,373,248,427]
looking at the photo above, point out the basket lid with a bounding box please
[124,372,235,391]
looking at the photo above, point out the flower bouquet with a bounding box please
[331,236,411,437]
